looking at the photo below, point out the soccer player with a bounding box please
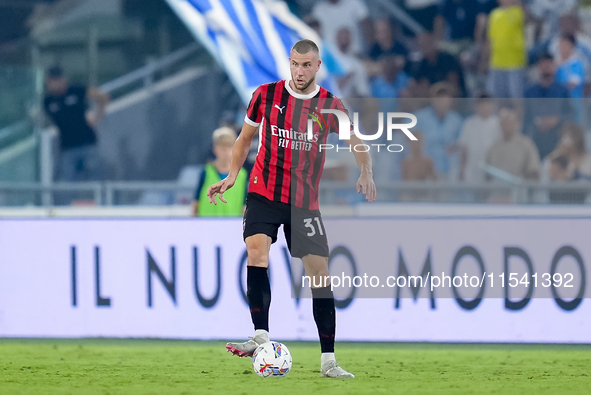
[207,39,376,378]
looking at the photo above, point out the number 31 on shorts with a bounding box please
[303,217,324,237]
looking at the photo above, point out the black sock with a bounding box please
[312,286,335,353]
[247,266,271,332]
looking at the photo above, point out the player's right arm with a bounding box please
[208,85,263,205]
[207,122,258,205]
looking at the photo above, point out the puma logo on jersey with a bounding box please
[274,104,285,114]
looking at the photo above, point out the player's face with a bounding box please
[289,50,321,93]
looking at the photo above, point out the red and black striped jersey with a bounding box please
[244,80,348,210]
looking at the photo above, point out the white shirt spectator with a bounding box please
[312,0,369,56]
[459,114,502,182]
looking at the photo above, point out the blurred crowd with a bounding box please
[279,0,591,202]
[295,0,590,100]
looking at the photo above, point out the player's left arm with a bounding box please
[344,134,376,203]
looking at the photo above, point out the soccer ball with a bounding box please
[252,341,292,378]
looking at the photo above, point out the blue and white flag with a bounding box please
[165,0,338,104]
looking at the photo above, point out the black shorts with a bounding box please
[243,192,329,258]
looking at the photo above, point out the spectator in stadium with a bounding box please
[543,122,591,182]
[192,127,247,217]
[434,0,479,55]
[334,27,371,98]
[43,66,109,182]
[524,52,573,160]
[409,32,467,98]
[371,55,410,101]
[414,83,464,179]
[457,94,501,182]
[547,14,591,77]
[486,0,527,98]
[402,130,437,181]
[542,122,591,203]
[310,0,371,56]
[555,33,586,100]
[366,18,408,77]
[486,105,541,181]
[402,0,441,33]
[548,155,572,182]
[369,18,408,61]
[546,154,578,203]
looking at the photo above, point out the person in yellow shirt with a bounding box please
[192,127,248,217]
[486,0,527,98]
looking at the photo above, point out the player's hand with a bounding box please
[357,171,376,203]
[207,175,236,205]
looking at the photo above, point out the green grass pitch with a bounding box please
[0,339,589,394]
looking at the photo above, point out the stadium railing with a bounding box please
[1,180,590,207]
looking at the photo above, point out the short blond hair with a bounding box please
[292,39,319,55]
[212,127,237,146]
